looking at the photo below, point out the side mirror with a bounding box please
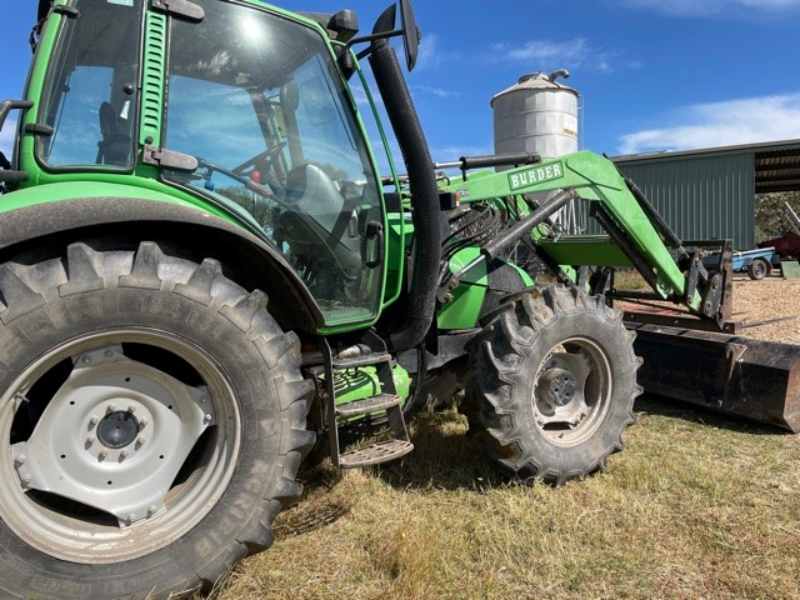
[340,0,422,75]
[399,0,420,72]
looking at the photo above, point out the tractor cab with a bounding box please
[28,0,397,327]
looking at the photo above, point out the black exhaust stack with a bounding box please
[368,6,441,352]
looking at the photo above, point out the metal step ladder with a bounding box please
[321,332,414,469]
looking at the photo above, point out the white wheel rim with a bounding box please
[531,337,613,447]
[0,329,241,564]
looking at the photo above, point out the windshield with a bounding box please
[164,0,384,326]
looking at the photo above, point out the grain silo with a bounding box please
[492,70,580,230]
[492,70,580,159]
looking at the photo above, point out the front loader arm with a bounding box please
[439,151,726,319]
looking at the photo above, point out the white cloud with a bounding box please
[491,38,620,73]
[413,85,462,99]
[416,34,461,70]
[0,118,16,157]
[617,93,800,154]
[501,38,589,63]
[619,0,800,17]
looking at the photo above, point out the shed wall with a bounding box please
[575,153,756,249]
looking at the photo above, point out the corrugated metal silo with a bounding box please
[492,70,580,160]
[492,70,580,231]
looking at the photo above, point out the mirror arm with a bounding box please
[339,29,404,77]
[347,29,404,49]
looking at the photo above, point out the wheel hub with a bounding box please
[533,350,594,430]
[97,411,140,449]
[12,346,215,526]
[539,368,576,407]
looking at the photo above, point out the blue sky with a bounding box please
[2,0,800,165]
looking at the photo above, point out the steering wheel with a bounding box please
[197,158,249,186]
[233,140,287,176]
[194,157,292,209]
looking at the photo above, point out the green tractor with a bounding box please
[0,0,796,598]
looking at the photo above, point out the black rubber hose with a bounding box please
[369,28,441,353]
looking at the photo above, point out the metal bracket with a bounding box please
[151,0,205,21]
[725,342,747,378]
[23,123,54,136]
[0,100,33,132]
[722,342,748,405]
[0,171,30,183]
[685,252,702,305]
[53,6,80,18]
[142,145,198,172]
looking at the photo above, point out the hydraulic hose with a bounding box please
[369,19,441,353]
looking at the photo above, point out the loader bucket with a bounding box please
[627,323,800,433]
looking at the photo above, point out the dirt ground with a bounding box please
[617,273,800,343]
[731,274,800,343]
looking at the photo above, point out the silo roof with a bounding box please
[491,72,580,107]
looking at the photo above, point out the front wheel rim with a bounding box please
[0,329,241,564]
[531,336,613,447]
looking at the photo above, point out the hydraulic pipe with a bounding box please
[481,189,576,262]
[447,189,576,285]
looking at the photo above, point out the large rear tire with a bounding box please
[0,241,315,599]
[462,286,641,485]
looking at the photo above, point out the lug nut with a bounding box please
[204,414,212,424]
[128,405,136,414]
[82,355,92,364]
[147,505,157,518]
[120,450,130,460]
[88,416,99,427]
[137,436,146,446]
[86,435,96,446]
[200,396,208,404]
[139,418,148,428]
[105,349,114,357]
[99,449,108,460]
[107,404,117,413]
[14,454,26,466]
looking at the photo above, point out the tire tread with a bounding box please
[0,240,314,600]
[462,284,641,485]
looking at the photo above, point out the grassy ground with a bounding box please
[611,269,648,291]
[207,399,800,600]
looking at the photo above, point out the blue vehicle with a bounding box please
[731,247,778,280]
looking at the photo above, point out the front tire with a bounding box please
[462,286,641,485]
[747,258,769,280]
[0,241,314,599]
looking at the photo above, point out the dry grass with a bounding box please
[612,269,649,291]
[198,277,800,600]
[201,403,800,600]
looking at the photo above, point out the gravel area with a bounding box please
[617,274,800,344]
[731,275,800,343]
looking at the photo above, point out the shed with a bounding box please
[574,139,800,250]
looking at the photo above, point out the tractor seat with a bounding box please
[96,101,131,166]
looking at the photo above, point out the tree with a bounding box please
[755,191,800,243]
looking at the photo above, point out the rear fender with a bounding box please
[0,197,324,332]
